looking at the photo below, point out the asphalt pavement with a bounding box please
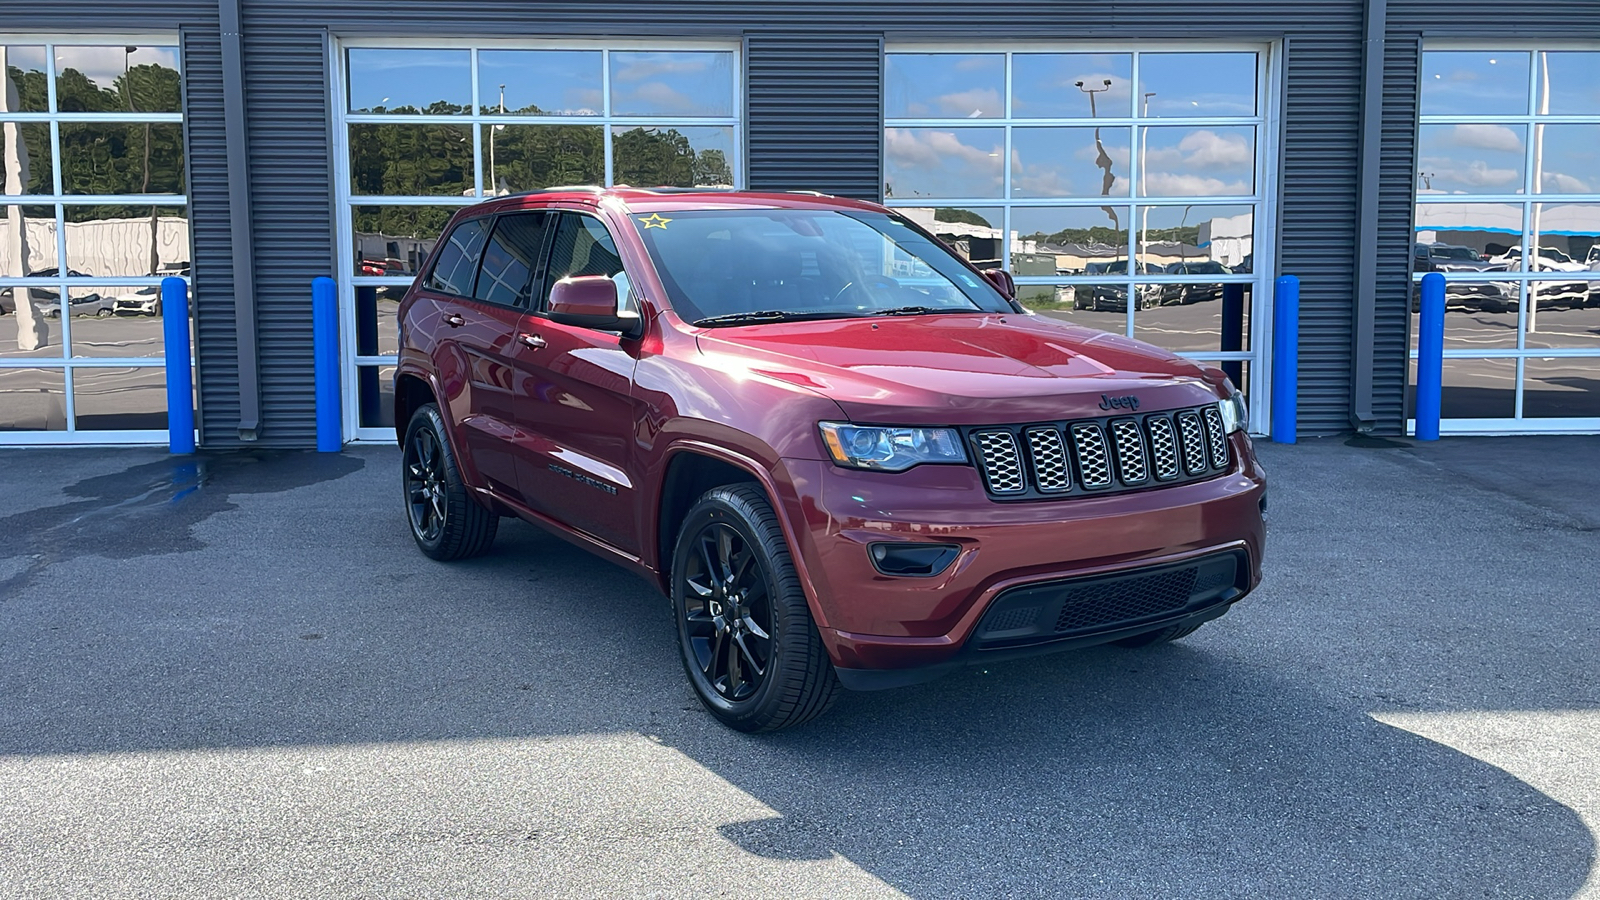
[1,435,1597,898]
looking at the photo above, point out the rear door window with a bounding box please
[473,212,549,307]
[423,216,492,296]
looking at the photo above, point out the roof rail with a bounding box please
[499,184,607,200]
[782,190,834,197]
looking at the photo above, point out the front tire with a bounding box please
[672,484,840,732]
[401,402,498,561]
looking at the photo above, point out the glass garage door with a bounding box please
[882,45,1276,433]
[332,39,741,442]
[1412,47,1600,432]
[0,38,188,443]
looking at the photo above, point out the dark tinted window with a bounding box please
[542,213,626,309]
[424,216,491,295]
[474,213,547,306]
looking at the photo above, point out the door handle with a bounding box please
[519,333,547,350]
[442,312,465,328]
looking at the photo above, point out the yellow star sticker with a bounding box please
[639,213,672,229]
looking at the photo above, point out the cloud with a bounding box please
[1449,124,1525,154]
[53,45,178,89]
[954,56,1001,73]
[612,54,714,84]
[1142,172,1251,196]
[1176,129,1254,168]
[1542,171,1594,193]
[935,87,1002,119]
[885,128,1002,170]
[1420,156,1522,189]
[626,82,699,115]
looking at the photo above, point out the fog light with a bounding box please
[868,542,961,577]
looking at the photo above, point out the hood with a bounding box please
[695,313,1225,425]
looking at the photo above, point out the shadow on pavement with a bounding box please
[0,442,1595,897]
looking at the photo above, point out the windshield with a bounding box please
[629,208,1014,325]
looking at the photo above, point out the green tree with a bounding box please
[934,208,993,228]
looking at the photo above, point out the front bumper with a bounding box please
[776,433,1265,686]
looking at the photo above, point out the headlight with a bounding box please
[1218,390,1247,434]
[818,422,968,471]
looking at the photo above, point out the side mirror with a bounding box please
[547,275,640,336]
[981,267,1016,299]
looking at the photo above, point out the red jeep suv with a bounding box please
[393,187,1266,732]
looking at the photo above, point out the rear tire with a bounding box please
[1113,621,1205,648]
[401,402,498,561]
[672,484,840,732]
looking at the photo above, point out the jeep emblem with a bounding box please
[1099,394,1140,411]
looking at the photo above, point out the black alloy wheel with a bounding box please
[401,402,498,561]
[682,520,775,703]
[672,485,840,732]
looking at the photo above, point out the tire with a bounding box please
[672,484,840,733]
[96,307,112,317]
[1113,621,1205,648]
[401,402,498,561]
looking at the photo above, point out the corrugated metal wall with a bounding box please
[20,0,1406,444]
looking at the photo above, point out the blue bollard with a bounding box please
[312,276,342,452]
[1271,275,1299,444]
[162,276,195,454]
[1415,272,1446,441]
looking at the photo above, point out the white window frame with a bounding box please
[329,35,744,443]
[0,33,187,445]
[883,41,1281,435]
[1411,41,1600,435]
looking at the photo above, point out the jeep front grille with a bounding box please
[964,403,1232,501]
[971,430,1026,494]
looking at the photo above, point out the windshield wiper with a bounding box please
[867,305,974,316]
[692,310,858,327]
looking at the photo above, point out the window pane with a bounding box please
[1416,124,1526,196]
[1011,126,1131,198]
[478,50,602,116]
[611,125,734,188]
[1140,126,1255,197]
[1026,283,1132,334]
[1,46,49,112]
[0,122,53,195]
[1137,205,1253,272]
[54,45,181,114]
[883,127,1003,200]
[1411,273,1519,349]
[1540,52,1600,116]
[75,285,171,356]
[609,51,734,118]
[1531,204,1600,276]
[347,48,469,115]
[1137,52,1258,117]
[352,205,454,276]
[484,124,603,194]
[1013,54,1132,119]
[1533,125,1600,195]
[1134,281,1251,354]
[1408,357,1517,420]
[423,217,490,296]
[897,207,1005,268]
[1421,51,1531,117]
[475,213,546,307]
[60,122,186,194]
[348,124,473,196]
[1414,201,1522,264]
[1523,357,1600,417]
[353,285,398,358]
[0,285,63,357]
[0,205,59,272]
[1011,206,1128,274]
[62,206,186,277]
[884,53,1004,119]
[0,366,65,430]
[73,365,166,430]
[357,364,396,429]
[1525,280,1598,347]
